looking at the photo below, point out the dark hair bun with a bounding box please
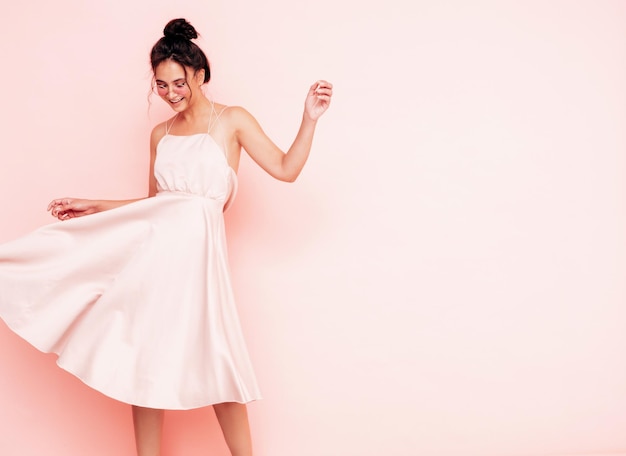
[163,18,198,41]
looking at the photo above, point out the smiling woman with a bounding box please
[0,17,332,456]
[150,19,210,111]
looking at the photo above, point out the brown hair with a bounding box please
[150,18,210,83]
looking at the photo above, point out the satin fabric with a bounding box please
[0,132,261,409]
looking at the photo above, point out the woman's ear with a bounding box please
[194,69,206,86]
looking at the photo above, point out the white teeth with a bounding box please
[171,98,183,103]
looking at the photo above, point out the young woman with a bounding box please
[0,18,332,456]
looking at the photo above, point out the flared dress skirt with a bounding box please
[0,132,261,409]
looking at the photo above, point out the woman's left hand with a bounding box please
[305,80,333,121]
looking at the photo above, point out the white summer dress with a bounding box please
[0,107,261,409]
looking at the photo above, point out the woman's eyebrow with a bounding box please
[155,78,186,84]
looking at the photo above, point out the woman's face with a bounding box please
[154,60,203,112]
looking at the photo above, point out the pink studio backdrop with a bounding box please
[1,1,625,455]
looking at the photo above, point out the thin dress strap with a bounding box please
[165,114,179,135]
[208,100,230,158]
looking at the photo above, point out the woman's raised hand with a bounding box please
[305,80,333,121]
[47,198,100,221]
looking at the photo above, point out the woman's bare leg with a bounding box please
[132,406,164,456]
[213,402,253,456]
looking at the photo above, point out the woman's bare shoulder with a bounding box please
[219,105,258,129]
[150,116,177,145]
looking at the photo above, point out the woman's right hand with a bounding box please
[47,198,100,221]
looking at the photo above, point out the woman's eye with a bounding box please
[176,83,187,88]
[157,85,166,89]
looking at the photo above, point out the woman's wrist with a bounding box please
[303,112,319,125]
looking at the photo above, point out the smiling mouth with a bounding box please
[170,97,183,104]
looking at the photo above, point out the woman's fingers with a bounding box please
[47,198,77,220]
[48,198,69,210]
[313,81,333,103]
[314,80,333,90]
[311,80,333,96]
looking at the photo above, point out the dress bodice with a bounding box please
[154,133,237,210]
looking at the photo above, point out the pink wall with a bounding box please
[1,1,625,455]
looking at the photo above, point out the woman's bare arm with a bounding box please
[234,80,333,182]
[47,197,143,220]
